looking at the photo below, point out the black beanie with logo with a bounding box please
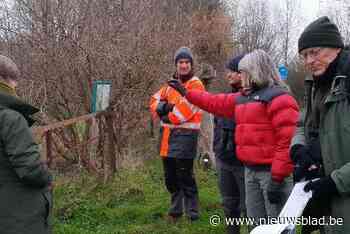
[298,16,344,53]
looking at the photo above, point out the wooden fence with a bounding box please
[32,110,117,183]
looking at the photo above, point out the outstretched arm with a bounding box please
[168,79,237,120]
[185,90,237,119]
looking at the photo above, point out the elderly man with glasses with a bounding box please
[290,16,350,234]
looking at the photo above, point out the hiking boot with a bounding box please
[165,213,182,223]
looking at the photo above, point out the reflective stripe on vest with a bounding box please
[160,126,170,157]
[161,122,201,130]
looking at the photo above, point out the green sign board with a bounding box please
[91,80,112,113]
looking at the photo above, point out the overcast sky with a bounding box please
[300,0,319,22]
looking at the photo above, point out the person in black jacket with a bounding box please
[213,54,246,234]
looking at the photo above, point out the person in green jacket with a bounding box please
[291,16,350,234]
[0,55,53,234]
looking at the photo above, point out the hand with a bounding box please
[304,176,338,200]
[267,179,284,204]
[163,103,174,114]
[168,79,187,97]
[294,164,322,182]
[290,144,320,182]
[156,101,174,117]
[160,114,171,124]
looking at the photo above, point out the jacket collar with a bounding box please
[335,49,350,76]
[0,89,39,126]
[0,81,17,96]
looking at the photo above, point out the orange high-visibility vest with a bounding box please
[149,76,205,156]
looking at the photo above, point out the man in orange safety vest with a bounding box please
[150,47,205,221]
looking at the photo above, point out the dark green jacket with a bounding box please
[0,91,52,234]
[292,49,350,234]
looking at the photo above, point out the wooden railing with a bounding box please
[32,110,117,182]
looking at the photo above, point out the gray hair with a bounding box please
[238,49,287,90]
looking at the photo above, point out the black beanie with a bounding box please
[298,16,344,53]
[174,47,193,65]
[225,54,245,72]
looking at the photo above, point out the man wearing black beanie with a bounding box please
[291,16,350,234]
[298,16,344,53]
[213,54,246,234]
[150,46,205,222]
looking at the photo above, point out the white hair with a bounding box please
[238,49,287,90]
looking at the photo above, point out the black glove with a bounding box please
[168,79,187,97]
[267,179,284,204]
[294,164,322,182]
[291,144,320,182]
[160,114,171,124]
[304,176,338,200]
[156,101,174,117]
[290,144,315,165]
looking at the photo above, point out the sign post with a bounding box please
[91,80,112,113]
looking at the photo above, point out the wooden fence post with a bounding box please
[103,111,116,183]
[46,131,53,168]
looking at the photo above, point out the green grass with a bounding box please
[53,159,247,234]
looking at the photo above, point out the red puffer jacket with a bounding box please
[186,87,299,182]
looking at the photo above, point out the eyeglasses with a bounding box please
[299,47,323,62]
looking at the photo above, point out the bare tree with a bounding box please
[278,0,302,65]
[231,0,279,59]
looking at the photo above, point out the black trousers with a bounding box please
[217,159,245,234]
[162,157,199,219]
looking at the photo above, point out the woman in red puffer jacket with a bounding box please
[168,49,299,229]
